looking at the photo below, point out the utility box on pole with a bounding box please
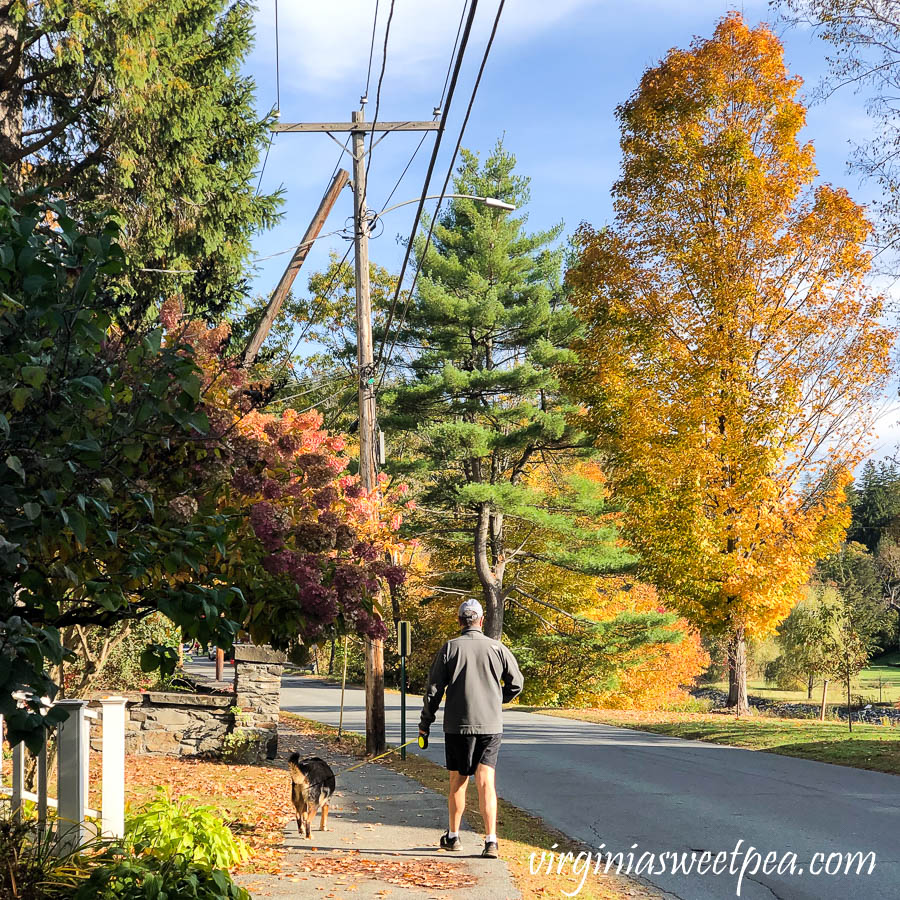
[397,620,412,658]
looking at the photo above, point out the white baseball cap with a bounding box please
[458,598,484,621]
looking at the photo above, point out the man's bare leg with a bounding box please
[474,763,497,838]
[448,771,469,833]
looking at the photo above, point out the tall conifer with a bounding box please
[386,143,632,638]
[0,0,280,315]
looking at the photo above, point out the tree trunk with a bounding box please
[386,551,402,623]
[474,502,505,639]
[820,679,828,722]
[846,673,852,733]
[328,639,336,676]
[726,627,749,716]
[482,579,504,640]
[807,674,814,700]
[0,4,24,188]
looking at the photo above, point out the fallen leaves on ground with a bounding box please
[123,755,293,873]
[300,853,477,891]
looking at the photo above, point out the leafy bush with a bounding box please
[0,815,90,899]
[126,789,250,870]
[220,730,258,765]
[71,850,249,900]
[64,614,182,695]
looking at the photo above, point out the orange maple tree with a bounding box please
[588,580,710,710]
[565,14,894,714]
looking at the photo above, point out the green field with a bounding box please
[533,708,900,775]
[708,650,900,706]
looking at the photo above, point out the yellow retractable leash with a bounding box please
[294,735,426,793]
[337,736,423,776]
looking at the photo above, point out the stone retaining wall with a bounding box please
[113,645,288,758]
[122,691,234,756]
[232,645,286,761]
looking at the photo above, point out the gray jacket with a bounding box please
[419,626,524,735]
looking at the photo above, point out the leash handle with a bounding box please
[418,733,428,749]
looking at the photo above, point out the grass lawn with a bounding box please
[528,708,900,775]
[706,650,900,706]
[860,650,900,704]
[279,712,662,900]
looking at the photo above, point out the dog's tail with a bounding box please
[288,752,308,785]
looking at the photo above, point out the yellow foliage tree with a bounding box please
[565,14,894,714]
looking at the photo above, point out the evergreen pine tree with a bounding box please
[385,143,633,638]
[0,0,280,316]
[848,460,900,551]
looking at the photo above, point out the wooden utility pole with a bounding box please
[272,110,439,756]
[242,168,350,367]
[351,109,377,493]
[350,109,385,755]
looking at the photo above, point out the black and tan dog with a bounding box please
[288,753,336,839]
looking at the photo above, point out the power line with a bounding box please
[274,0,281,112]
[378,131,430,214]
[274,241,354,378]
[295,381,356,416]
[363,0,381,102]
[255,132,277,197]
[363,0,396,212]
[140,224,351,274]
[438,1,469,113]
[373,0,481,371]
[376,0,506,386]
[329,135,353,184]
[275,372,355,407]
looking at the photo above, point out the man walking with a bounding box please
[418,598,524,859]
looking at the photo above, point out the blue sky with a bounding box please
[242,0,899,458]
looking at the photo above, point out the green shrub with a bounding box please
[71,850,249,900]
[0,804,249,900]
[0,815,90,899]
[126,789,250,871]
[65,614,182,695]
[220,730,258,764]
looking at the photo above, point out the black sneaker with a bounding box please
[440,832,462,851]
[482,840,499,859]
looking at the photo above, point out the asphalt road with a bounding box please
[271,671,900,900]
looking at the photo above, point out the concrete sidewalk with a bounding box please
[238,728,520,899]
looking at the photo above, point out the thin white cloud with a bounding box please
[253,0,601,94]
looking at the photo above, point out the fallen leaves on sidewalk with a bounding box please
[299,853,478,891]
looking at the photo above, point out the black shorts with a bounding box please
[444,733,501,776]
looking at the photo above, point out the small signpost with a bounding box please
[397,621,412,759]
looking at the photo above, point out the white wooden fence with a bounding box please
[0,697,127,851]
